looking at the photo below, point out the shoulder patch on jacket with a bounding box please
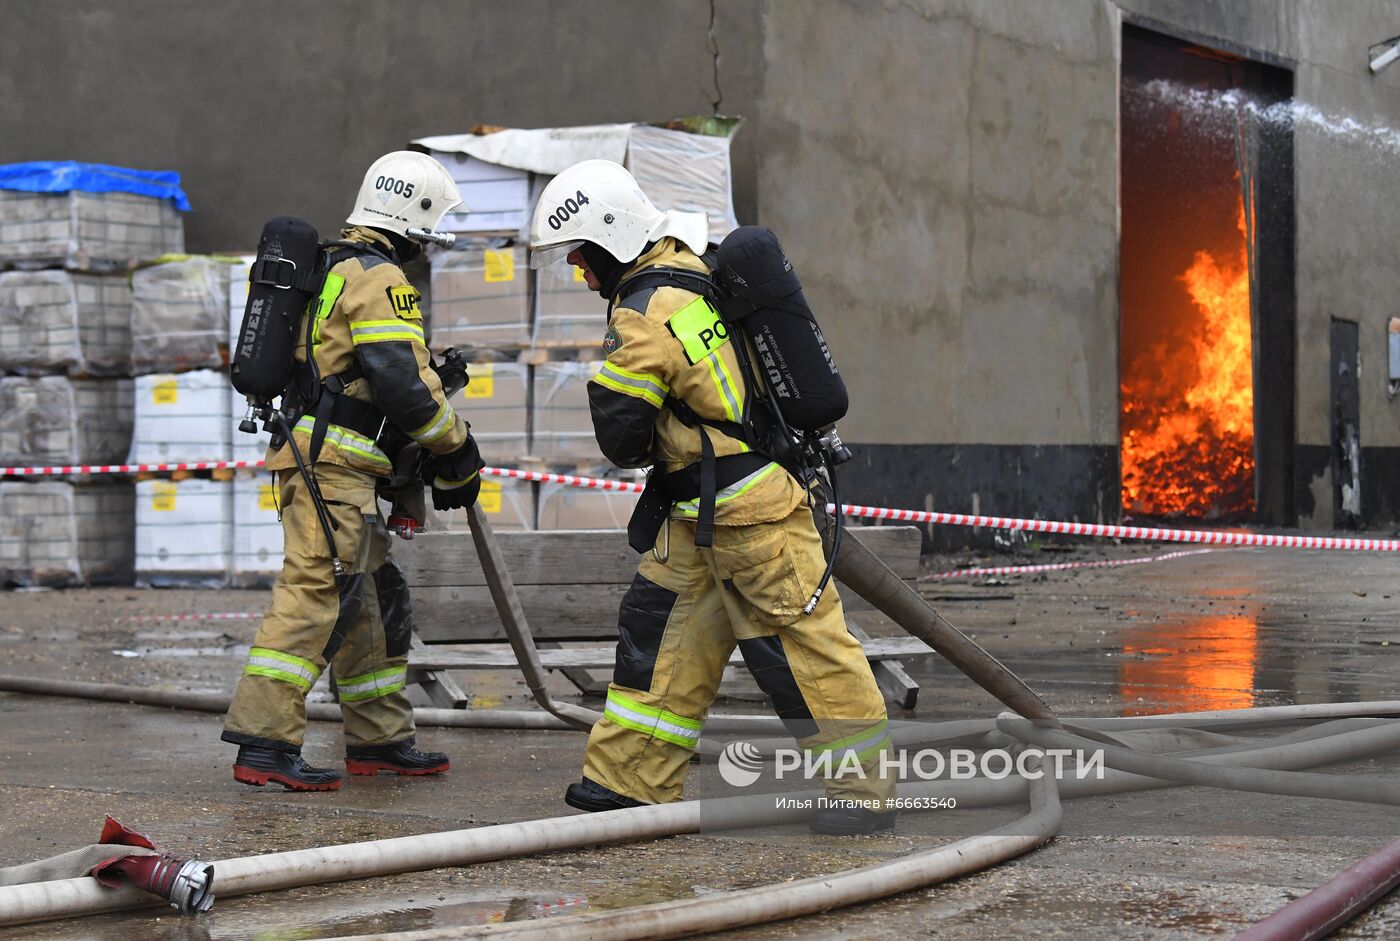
[386,285,421,319]
[613,287,657,319]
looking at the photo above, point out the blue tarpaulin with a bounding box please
[0,161,191,211]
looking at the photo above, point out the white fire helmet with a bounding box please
[346,151,464,241]
[528,159,708,269]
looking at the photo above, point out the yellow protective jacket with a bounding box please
[266,227,469,477]
[588,238,805,526]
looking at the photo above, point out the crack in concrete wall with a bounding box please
[706,0,724,113]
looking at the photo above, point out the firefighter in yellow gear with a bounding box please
[223,152,484,791]
[528,161,896,835]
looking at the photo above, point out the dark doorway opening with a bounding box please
[1120,25,1294,523]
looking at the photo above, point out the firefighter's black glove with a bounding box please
[424,436,485,511]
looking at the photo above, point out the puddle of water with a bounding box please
[203,889,591,941]
[110,644,246,659]
[1118,613,1259,715]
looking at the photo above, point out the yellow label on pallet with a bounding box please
[483,248,515,283]
[152,380,178,405]
[463,362,494,399]
[151,482,177,512]
[258,484,278,512]
[478,479,502,514]
[572,266,586,283]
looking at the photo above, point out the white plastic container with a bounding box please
[130,370,232,464]
[135,477,232,586]
[232,473,283,584]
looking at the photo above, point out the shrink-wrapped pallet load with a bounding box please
[0,271,132,375]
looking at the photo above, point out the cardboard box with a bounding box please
[130,370,232,464]
[537,481,639,531]
[0,376,133,466]
[131,256,232,374]
[446,357,528,465]
[135,477,232,585]
[427,240,531,349]
[533,257,603,345]
[426,151,533,235]
[426,475,534,533]
[0,270,133,375]
[532,360,606,465]
[0,480,134,586]
[0,190,184,269]
[232,473,283,583]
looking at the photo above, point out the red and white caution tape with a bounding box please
[485,465,645,493]
[0,459,265,476]
[831,501,1400,552]
[923,548,1218,580]
[4,459,1398,553]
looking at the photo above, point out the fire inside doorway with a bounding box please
[1119,26,1294,521]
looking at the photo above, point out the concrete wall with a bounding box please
[0,0,763,252]
[760,0,1400,538]
[7,0,1400,538]
[758,0,1124,538]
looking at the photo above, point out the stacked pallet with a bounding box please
[0,162,187,586]
[128,253,257,587]
[418,118,742,533]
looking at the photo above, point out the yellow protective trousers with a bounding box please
[583,506,895,805]
[223,464,415,751]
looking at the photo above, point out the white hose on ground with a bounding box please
[317,763,1064,941]
[5,715,1399,928]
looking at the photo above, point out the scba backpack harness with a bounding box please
[616,226,854,615]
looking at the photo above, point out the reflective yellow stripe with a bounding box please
[409,400,454,445]
[243,646,320,690]
[349,318,425,345]
[667,296,730,365]
[292,416,391,469]
[311,273,346,349]
[672,462,781,517]
[433,469,479,490]
[592,362,669,409]
[603,689,702,749]
[336,665,408,702]
[705,352,743,423]
[807,720,892,764]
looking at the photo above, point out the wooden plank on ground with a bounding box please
[409,637,936,671]
[397,526,922,589]
[848,620,919,711]
[412,583,908,643]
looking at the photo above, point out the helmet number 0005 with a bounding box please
[376,176,416,198]
[546,191,590,230]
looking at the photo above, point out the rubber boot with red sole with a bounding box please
[233,745,342,791]
[345,737,450,776]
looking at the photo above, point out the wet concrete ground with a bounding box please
[2,540,1400,939]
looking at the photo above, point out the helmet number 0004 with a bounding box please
[546,191,590,230]
[376,176,416,198]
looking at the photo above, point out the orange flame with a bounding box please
[1121,198,1255,517]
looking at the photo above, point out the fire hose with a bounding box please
[5,507,1400,935]
[6,713,1400,931]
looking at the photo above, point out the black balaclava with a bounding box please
[581,240,626,300]
[369,227,423,265]
[584,239,659,301]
